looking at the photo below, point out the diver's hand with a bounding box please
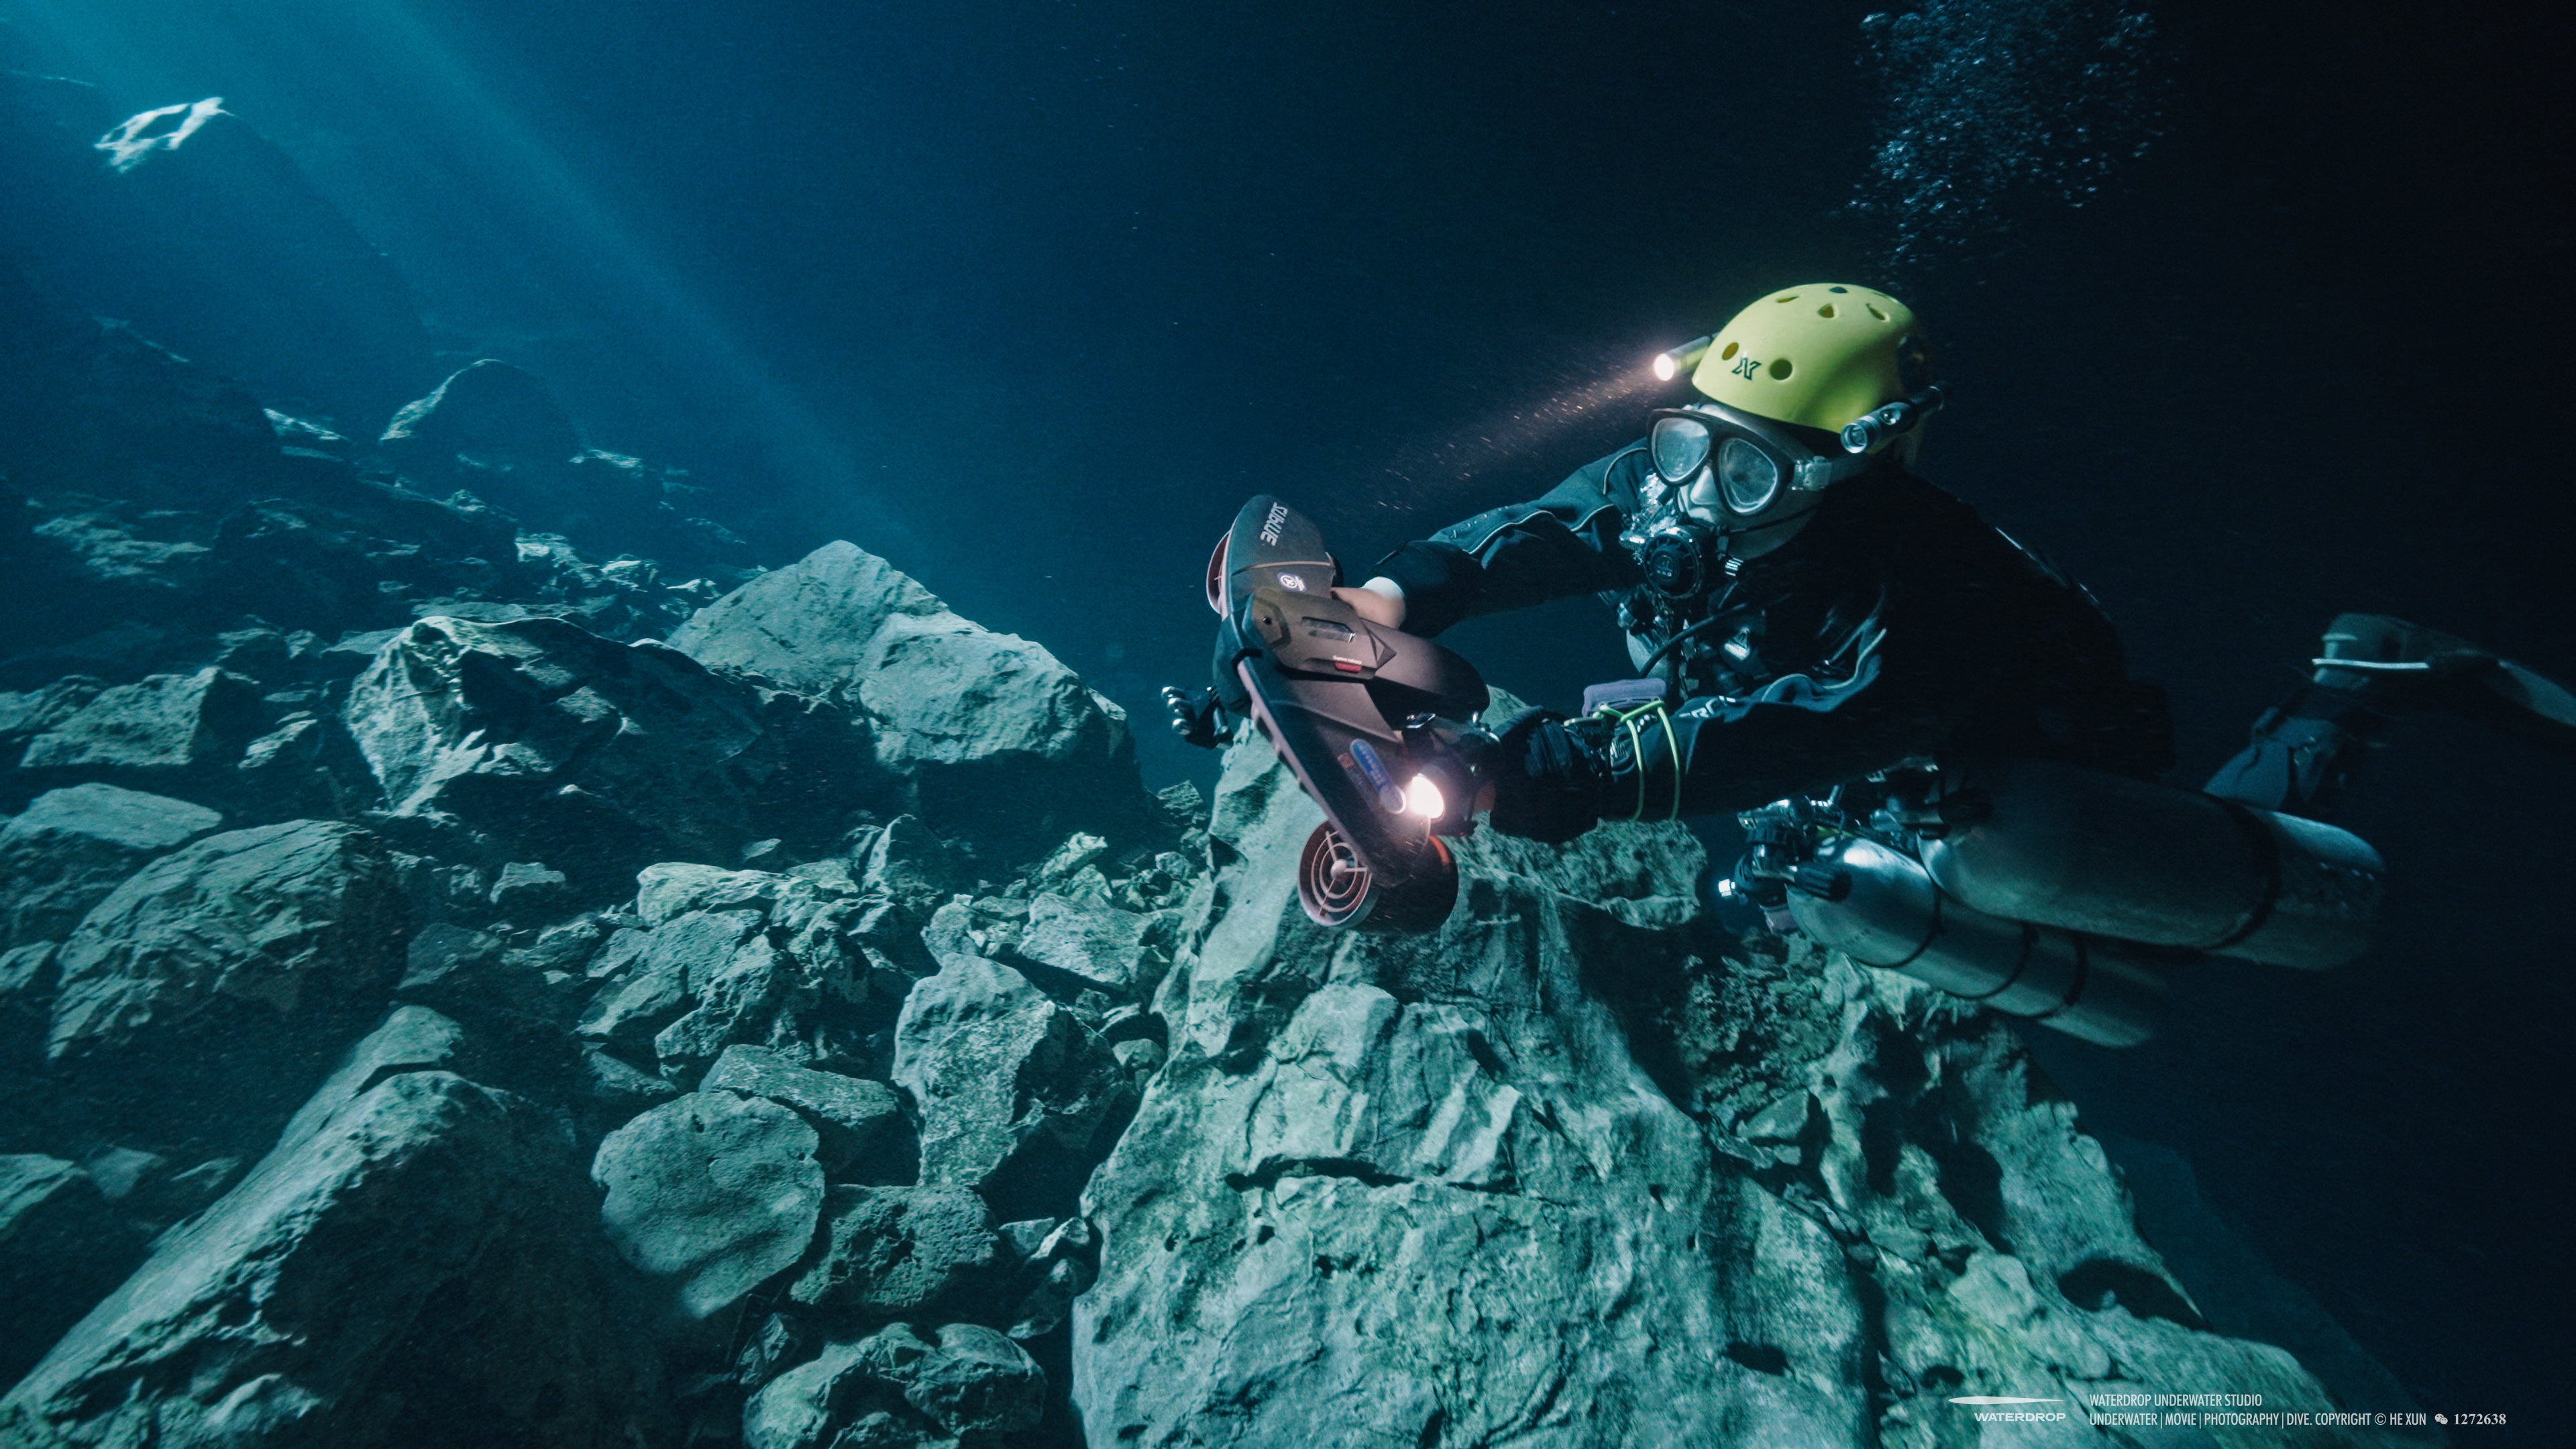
[1161,686,1233,749]
[1482,708,1607,845]
[1332,577,1407,629]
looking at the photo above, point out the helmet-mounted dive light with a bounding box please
[1652,334,1717,383]
[1839,384,1947,455]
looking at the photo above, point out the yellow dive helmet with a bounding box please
[1688,282,1933,434]
[1646,284,1944,525]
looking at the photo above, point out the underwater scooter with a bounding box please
[1200,495,1495,930]
[1193,496,2387,1046]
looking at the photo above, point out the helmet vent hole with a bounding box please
[1828,285,1849,293]
[1774,294,1799,303]
[1865,304,1888,321]
[1768,358,1794,380]
[1720,341,1740,360]
[1817,303,1837,319]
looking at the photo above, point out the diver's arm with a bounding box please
[1364,449,1646,637]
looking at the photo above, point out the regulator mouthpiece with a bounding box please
[1839,384,1949,455]
[1653,334,1717,383]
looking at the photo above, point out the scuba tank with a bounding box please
[1734,759,2386,1048]
[1778,833,2165,1049]
[1918,761,2383,970]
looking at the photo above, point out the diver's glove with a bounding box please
[1161,685,1234,749]
[1483,708,1611,845]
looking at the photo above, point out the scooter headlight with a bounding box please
[1401,774,1446,820]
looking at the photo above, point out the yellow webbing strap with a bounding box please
[1591,700,1684,822]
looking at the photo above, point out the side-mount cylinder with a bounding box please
[1919,761,2383,971]
[1787,835,2165,1049]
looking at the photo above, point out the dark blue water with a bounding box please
[5,0,2570,1427]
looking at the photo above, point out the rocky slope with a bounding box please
[1079,737,2428,1447]
[0,198,2426,1449]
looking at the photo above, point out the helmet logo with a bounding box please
[1730,354,1762,379]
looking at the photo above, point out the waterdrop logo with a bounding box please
[1951,1396,2068,1424]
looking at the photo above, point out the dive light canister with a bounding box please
[1788,835,2165,1049]
[1919,761,2383,971]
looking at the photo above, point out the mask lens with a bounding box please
[1650,415,1712,484]
[1716,437,1782,514]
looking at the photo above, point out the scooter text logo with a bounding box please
[1260,503,1289,546]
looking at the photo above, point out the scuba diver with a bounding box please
[1167,284,2576,1044]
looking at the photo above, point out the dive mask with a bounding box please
[1647,405,1866,521]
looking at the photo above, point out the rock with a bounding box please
[575,912,745,1052]
[344,614,882,885]
[704,1044,903,1173]
[0,1071,659,1448]
[0,1155,149,1389]
[488,859,570,915]
[0,83,432,423]
[892,1323,1046,1439]
[396,922,580,1028]
[16,667,264,779]
[592,1091,825,1320]
[46,820,405,1121]
[1030,832,1110,885]
[638,860,786,926]
[0,678,103,751]
[380,360,580,464]
[576,1044,681,1136]
[0,784,221,947]
[892,953,1132,1222]
[231,712,376,821]
[1012,891,1154,998]
[741,1322,1043,1449]
[272,1004,477,1155]
[1000,1216,1098,1340]
[858,815,958,911]
[669,540,1146,853]
[788,1185,999,1318]
[1071,741,2406,1447]
[651,930,802,1073]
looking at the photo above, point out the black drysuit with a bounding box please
[1371,443,2171,815]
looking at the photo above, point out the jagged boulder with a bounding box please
[1010,890,1156,999]
[788,1185,1001,1318]
[0,80,432,421]
[0,784,221,947]
[0,678,104,756]
[574,877,881,1077]
[344,613,883,885]
[592,1090,826,1320]
[705,1044,904,1173]
[669,539,1147,854]
[892,953,1132,1222]
[0,1070,659,1448]
[46,819,404,1122]
[0,1155,150,1389]
[1073,739,2416,1448]
[15,667,265,782]
[380,359,580,464]
[742,1322,1044,1449]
